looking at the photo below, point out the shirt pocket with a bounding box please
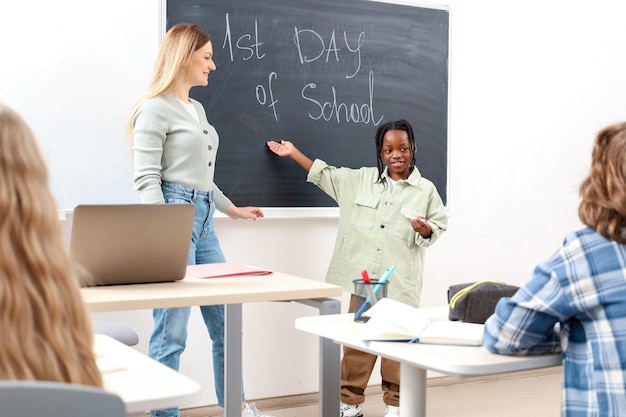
[350,194,380,229]
[399,205,426,220]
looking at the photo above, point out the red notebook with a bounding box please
[187,263,272,279]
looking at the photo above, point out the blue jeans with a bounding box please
[149,182,245,417]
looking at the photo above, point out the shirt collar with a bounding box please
[382,166,422,187]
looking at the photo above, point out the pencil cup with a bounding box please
[352,279,388,323]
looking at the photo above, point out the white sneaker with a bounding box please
[340,401,364,417]
[384,405,400,417]
[241,403,274,417]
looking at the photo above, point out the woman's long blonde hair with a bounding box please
[126,23,211,139]
[0,104,102,387]
[579,122,626,244]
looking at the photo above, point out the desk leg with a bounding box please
[400,363,427,417]
[224,303,242,417]
[295,298,341,417]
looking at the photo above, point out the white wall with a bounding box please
[3,0,626,408]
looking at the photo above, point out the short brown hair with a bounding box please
[578,122,626,243]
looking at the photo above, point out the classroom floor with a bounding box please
[182,366,562,417]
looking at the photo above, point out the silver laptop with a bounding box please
[69,204,195,286]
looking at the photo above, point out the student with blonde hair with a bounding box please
[128,23,270,417]
[484,122,626,416]
[0,103,102,387]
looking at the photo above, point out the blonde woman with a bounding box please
[127,23,269,417]
[0,103,102,387]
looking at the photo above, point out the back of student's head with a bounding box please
[0,103,102,387]
[578,122,626,243]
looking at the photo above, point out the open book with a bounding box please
[360,298,484,346]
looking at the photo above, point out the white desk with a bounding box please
[96,334,201,416]
[83,272,342,417]
[295,308,562,417]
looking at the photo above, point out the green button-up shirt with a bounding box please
[307,159,447,307]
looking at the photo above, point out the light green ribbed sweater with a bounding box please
[132,93,231,211]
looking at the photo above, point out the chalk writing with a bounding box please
[220,13,383,125]
[256,72,279,121]
[292,28,364,79]
[302,71,383,125]
[222,13,266,62]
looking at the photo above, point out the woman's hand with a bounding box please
[224,204,264,220]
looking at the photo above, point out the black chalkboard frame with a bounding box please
[163,0,450,215]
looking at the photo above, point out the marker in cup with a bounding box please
[361,270,378,305]
[354,265,396,320]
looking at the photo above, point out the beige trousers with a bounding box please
[340,294,400,407]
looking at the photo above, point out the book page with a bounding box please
[361,298,430,341]
[417,321,484,346]
[360,298,485,345]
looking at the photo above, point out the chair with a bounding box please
[0,380,126,417]
[94,320,139,346]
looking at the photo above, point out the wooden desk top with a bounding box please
[296,312,562,378]
[96,334,201,414]
[82,271,342,312]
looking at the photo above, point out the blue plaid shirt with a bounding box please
[484,227,626,417]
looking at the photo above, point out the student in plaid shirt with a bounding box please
[484,122,626,417]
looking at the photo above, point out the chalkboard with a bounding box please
[167,0,449,207]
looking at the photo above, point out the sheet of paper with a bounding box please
[96,356,127,374]
[186,263,272,279]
